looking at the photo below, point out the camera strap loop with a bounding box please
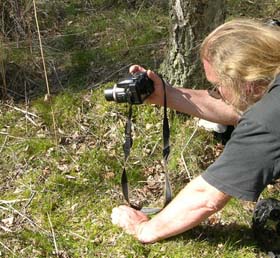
[121,75,172,215]
[121,104,141,210]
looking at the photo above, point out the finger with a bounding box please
[129,65,146,74]
[147,70,162,85]
[111,214,117,225]
[111,205,130,221]
[111,207,119,215]
[111,214,118,225]
[118,205,141,215]
[116,205,132,212]
[111,207,121,223]
[112,205,128,211]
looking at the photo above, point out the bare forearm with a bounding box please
[129,65,239,125]
[152,87,240,126]
[136,176,231,243]
[111,176,231,244]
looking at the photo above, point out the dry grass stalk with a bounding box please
[180,123,199,181]
[0,240,16,256]
[47,213,59,257]
[32,0,58,144]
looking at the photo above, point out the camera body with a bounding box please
[104,72,154,104]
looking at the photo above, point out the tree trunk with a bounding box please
[160,0,226,89]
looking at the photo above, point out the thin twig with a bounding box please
[47,213,59,257]
[136,0,146,17]
[149,139,160,156]
[0,205,10,211]
[6,204,37,227]
[0,135,8,154]
[24,114,38,126]
[0,41,7,98]
[50,60,64,90]
[0,86,25,98]
[87,63,133,89]
[23,192,36,210]
[0,132,27,140]
[1,31,87,48]
[33,0,58,144]
[4,203,48,234]
[180,123,199,181]
[5,99,39,127]
[4,104,38,117]
[24,80,29,133]
[33,0,50,96]
[68,231,88,241]
[0,240,17,257]
[0,199,28,204]
[0,224,13,233]
[61,145,77,164]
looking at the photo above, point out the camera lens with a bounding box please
[104,84,127,103]
[104,89,114,101]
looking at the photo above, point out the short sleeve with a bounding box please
[202,117,280,201]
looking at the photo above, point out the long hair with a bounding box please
[200,18,280,111]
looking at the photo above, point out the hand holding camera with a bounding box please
[104,71,154,104]
[104,65,167,105]
[130,65,168,105]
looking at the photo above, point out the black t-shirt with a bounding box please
[202,75,280,201]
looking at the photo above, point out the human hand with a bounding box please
[111,205,150,242]
[129,64,169,105]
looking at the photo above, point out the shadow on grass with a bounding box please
[174,222,260,251]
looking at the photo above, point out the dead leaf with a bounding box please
[1,216,14,227]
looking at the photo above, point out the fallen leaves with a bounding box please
[198,143,224,170]
[0,216,14,232]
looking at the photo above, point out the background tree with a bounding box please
[160,0,226,89]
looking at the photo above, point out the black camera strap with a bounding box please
[121,76,172,215]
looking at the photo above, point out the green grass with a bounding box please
[1,1,279,257]
[42,3,169,90]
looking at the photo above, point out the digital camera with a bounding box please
[104,72,154,104]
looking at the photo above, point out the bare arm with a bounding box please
[111,176,231,243]
[129,65,240,126]
[165,87,239,126]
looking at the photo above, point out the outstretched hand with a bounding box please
[111,205,151,242]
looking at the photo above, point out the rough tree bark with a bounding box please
[160,0,226,89]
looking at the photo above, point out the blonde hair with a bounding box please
[200,18,280,111]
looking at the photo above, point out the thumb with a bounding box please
[147,70,162,85]
[129,65,146,74]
